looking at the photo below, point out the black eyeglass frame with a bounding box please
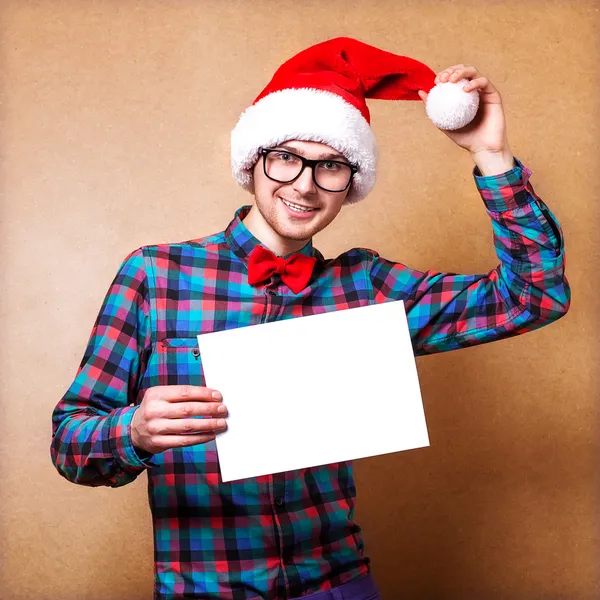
[259,147,358,193]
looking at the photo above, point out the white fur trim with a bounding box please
[231,88,378,204]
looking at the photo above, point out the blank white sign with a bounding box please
[197,299,429,483]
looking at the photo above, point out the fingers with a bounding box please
[133,385,230,454]
[142,386,227,419]
[151,433,219,449]
[147,417,228,436]
[464,76,500,97]
[147,385,222,403]
[160,400,228,419]
[436,65,478,85]
[435,64,467,84]
[435,65,501,100]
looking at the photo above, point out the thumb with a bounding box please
[417,90,428,102]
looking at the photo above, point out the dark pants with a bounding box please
[299,575,381,600]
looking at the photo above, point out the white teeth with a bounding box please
[282,199,314,213]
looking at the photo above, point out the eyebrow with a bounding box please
[275,144,348,162]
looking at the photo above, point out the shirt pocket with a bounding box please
[150,337,219,480]
[154,336,205,387]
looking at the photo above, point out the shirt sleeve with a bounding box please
[369,158,571,356]
[50,249,155,487]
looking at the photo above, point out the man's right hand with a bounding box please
[131,385,228,454]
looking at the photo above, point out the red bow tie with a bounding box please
[247,246,317,294]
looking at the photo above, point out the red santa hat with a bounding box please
[231,37,478,204]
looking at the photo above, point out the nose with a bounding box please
[292,165,317,196]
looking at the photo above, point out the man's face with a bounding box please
[250,140,352,245]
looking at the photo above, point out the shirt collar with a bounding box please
[225,205,323,263]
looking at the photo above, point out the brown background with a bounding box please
[1,1,598,599]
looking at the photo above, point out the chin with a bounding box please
[274,222,319,242]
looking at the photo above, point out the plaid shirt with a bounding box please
[51,158,569,599]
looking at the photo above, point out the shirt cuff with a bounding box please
[474,157,534,213]
[109,405,156,470]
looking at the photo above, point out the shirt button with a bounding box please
[275,496,284,507]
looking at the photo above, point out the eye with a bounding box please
[275,152,296,162]
[321,161,341,171]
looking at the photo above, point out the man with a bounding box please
[51,37,570,600]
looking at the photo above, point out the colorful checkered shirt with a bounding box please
[51,158,570,599]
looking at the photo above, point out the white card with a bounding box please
[197,299,429,482]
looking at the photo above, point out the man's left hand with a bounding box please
[418,65,515,175]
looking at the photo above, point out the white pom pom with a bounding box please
[425,78,480,131]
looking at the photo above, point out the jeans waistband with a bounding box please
[298,574,380,600]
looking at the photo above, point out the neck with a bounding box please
[243,205,310,256]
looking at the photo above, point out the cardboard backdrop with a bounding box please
[1,1,598,598]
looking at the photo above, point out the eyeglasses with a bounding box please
[259,147,357,193]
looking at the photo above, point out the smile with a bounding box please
[281,199,317,213]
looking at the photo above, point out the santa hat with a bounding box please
[231,37,479,204]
